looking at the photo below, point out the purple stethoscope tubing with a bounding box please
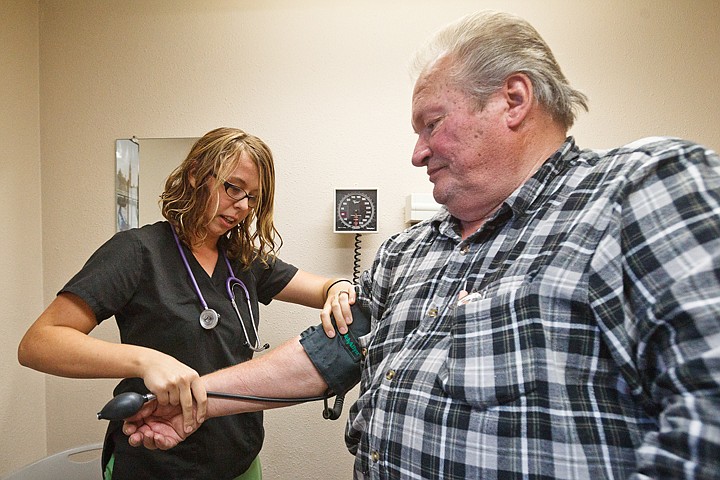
[172,227,268,352]
[223,254,269,351]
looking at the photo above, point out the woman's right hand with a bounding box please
[139,351,207,434]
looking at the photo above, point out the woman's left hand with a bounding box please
[320,280,355,338]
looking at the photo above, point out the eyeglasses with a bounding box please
[214,175,258,208]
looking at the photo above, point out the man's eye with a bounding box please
[427,118,440,132]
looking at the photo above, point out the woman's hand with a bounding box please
[139,351,207,434]
[320,279,356,338]
[273,273,357,339]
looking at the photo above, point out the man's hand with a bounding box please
[122,398,201,450]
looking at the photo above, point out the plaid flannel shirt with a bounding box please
[348,137,720,479]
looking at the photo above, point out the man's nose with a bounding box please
[412,138,431,167]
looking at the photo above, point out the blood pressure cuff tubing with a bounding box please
[299,302,371,395]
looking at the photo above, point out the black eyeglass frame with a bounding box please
[213,174,258,207]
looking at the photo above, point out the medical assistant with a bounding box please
[60,221,297,479]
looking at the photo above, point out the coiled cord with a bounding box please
[353,233,362,283]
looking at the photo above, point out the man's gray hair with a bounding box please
[412,11,589,129]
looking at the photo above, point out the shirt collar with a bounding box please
[430,137,580,239]
[503,137,579,218]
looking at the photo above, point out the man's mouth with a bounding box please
[427,165,445,181]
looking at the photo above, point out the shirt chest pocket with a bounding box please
[438,282,544,409]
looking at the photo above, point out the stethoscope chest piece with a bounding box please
[172,227,267,350]
[199,308,220,329]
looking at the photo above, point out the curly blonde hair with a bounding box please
[160,127,281,267]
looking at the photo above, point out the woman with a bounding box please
[18,127,355,479]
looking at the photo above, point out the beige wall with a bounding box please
[2,0,719,477]
[1,0,46,472]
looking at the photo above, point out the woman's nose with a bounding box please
[233,196,251,209]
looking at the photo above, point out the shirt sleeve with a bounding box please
[252,255,298,305]
[59,230,143,322]
[619,141,720,478]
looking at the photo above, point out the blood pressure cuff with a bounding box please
[299,302,371,395]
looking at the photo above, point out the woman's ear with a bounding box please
[503,73,533,129]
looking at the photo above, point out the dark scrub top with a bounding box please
[61,221,298,479]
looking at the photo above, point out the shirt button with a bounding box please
[460,245,470,254]
[385,369,396,381]
[371,450,380,462]
[427,307,438,317]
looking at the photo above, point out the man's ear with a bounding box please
[503,73,533,129]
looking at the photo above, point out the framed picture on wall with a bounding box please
[115,138,139,232]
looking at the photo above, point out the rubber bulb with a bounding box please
[97,392,149,421]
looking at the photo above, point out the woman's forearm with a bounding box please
[18,294,154,379]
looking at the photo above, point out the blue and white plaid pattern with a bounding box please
[348,137,720,479]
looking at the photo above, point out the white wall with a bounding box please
[2,0,719,477]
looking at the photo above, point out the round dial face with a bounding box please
[337,192,376,231]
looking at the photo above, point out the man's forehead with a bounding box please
[412,66,448,108]
[410,83,435,128]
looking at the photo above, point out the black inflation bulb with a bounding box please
[97,392,156,421]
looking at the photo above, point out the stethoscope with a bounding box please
[172,227,269,352]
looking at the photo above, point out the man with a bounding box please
[125,11,720,479]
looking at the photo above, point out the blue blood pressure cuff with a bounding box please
[299,302,371,395]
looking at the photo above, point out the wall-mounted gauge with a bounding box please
[334,189,378,233]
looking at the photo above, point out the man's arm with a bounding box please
[124,335,328,449]
[619,142,720,477]
[124,301,370,449]
[204,334,328,417]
